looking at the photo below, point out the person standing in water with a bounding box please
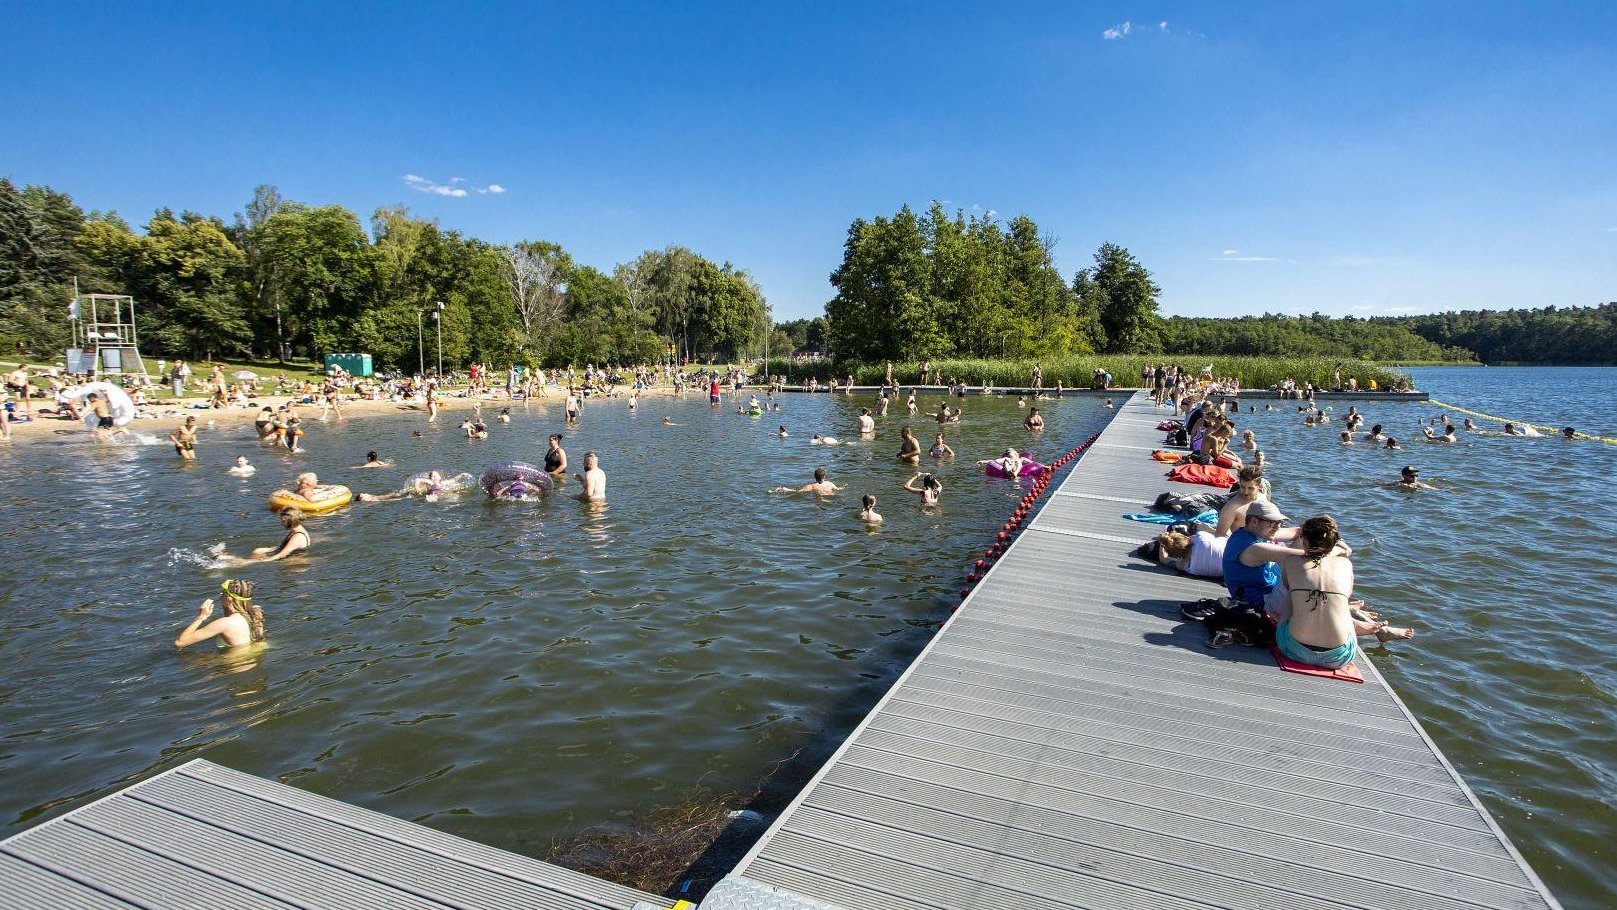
[169,415,199,459]
[904,471,943,505]
[544,434,568,477]
[929,433,955,458]
[1024,407,1044,432]
[859,494,883,524]
[574,451,606,501]
[896,426,922,464]
[174,579,266,650]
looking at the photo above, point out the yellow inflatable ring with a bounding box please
[267,485,353,514]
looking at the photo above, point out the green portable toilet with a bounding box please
[323,353,374,377]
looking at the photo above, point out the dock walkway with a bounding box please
[700,392,1558,910]
[0,759,666,910]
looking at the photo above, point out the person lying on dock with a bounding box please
[772,467,843,495]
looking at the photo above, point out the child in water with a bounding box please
[859,493,883,523]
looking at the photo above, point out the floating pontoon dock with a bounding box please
[0,392,1552,910]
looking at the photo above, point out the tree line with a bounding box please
[0,178,773,370]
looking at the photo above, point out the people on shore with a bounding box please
[174,579,265,650]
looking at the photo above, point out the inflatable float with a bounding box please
[68,381,137,428]
[409,471,476,497]
[985,459,1047,478]
[479,461,555,500]
[268,484,353,514]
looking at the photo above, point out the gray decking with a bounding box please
[0,759,667,910]
[702,392,1559,910]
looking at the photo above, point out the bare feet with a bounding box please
[1375,623,1415,642]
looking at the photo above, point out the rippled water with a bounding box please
[1248,367,1614,909]
[0,392,1107,864]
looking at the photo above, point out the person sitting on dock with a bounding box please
[1273,515,1413,668]
[1222,500,1304,620]
[1213,467,1269,537]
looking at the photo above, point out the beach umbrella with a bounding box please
[233,370,259,380]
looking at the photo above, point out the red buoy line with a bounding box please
[960,432,1102,603]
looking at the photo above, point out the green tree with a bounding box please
[826,205,943,361]
[1080,243,1161,353]
[0,179,89,354]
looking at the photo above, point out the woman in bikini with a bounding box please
[1273,515,1413,669]
[903,471,943,506]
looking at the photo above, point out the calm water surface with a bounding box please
[0,392,1105,861]
[2,370,1611,908]
[1249,366,1613,909]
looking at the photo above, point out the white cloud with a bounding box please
[1349,305,1376,311]
[402,173,505,198]
[1159,20,1169,32]
[1381,306,1416,313]
[1103,21,1132,40]
[1330,255,1379,267]
[1212,250,1278,263]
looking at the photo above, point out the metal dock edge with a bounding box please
[705,391,1560,910]
[0,758,669,910]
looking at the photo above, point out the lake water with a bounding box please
[1247,366,1614,909]
[0,391,1106,876]
[1,370,1610,909]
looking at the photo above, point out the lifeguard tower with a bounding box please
[68,293,151,378]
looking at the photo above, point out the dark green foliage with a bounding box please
[1389,305,1617,364]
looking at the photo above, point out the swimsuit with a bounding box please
[1275,621,1357,669]
[97,416,114,429]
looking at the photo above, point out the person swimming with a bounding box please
[811,434,841,446]
[356,450,389,468]
[217,508,309,565]
[228,456,256,476]
[772,467,843,495]
[778,425,788,437]
[497,407,511,423]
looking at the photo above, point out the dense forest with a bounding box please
[3,179,1612,369]
[0,178,778,370]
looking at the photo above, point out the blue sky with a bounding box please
[4,2,1614,321]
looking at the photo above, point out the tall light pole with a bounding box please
[433,301,444,379]
[415,309,425,377]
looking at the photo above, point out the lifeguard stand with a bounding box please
[69,293,150,377]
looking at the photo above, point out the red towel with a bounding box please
[1272,648,1365,683]
[1166,463,1236,488]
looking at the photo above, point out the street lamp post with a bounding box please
[416,309,425,377]
[433,301,444,379]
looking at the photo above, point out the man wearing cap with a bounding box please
[1395,465,1440,491]
[1222,500,1304,615]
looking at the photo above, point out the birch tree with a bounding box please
[500,241,570,358]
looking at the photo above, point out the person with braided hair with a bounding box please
[1273,515,1413,669]
[174,579,266,650]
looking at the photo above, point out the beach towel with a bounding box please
[1123,510,1218,525]
[1166,463,1236,488]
